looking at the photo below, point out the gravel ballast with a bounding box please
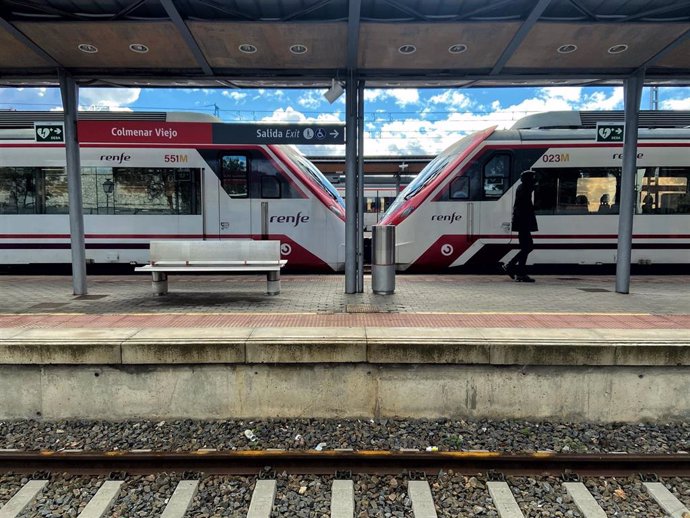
[0,419,688,454]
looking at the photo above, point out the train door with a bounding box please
[218,152,253,239]
[477,153,514,263]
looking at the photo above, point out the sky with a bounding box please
[1,85,690,157]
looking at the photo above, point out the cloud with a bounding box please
[428,90,471,109]
[297,90,325,109]
[222,91,248,102]
[79,88,141,111]
[660,97,690,109]
[364,88,420,107]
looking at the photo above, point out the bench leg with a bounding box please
[152,272,168,296]
[267,271,280,295]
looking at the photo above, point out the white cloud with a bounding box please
[260,106,342,124]
[661,97,690,109]
[364,88,420,107]
[222,91,248,102]
[428,90,471,109]
[297,90,325,109]
[539,86,583,102]
[79,88,141,111]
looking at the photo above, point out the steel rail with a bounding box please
[0,451,688,476]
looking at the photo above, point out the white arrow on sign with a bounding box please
[330,130,339,138]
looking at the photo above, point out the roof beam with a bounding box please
[458,0,515,21]
[620,1,690,22]
[347,0,362,70]
[159,0,213,76]
[490,0,552,75]
[0,14,60,66]
[638,27,690,71]
[282,0,335,21]
[566,0,596,21]
[5,0,79,20]
[380,0,429,21]
[196,0,256,21]
[111,0,149,20]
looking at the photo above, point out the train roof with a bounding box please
[0,111,220,129]
[511,110,690,130]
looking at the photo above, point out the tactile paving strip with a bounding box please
[2,312,689,328]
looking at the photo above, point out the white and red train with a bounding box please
[0,112,345,271]
[380,111,690,271]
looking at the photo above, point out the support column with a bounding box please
[59,69,87,295]
[345,71,358,294]
[615,69,645,294]
[356,80,365,293]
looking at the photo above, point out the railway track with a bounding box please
[1,451,689,517]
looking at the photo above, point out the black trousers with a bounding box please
[508,230,533,276]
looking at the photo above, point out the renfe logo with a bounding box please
[99,153,131,163]
[431,213,462,224]
[270,212,310,227]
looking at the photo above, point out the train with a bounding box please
[379,111,690,271]
[0,111,346,271]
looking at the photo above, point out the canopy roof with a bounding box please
[0,0,689,88]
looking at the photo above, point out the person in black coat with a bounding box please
[502,170,538,282]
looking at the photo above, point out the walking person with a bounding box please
[502,170,538,282]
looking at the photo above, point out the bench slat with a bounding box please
[135,265,285,273]
[151,260,285,266]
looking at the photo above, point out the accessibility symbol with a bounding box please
[315,128,326,140]
[440,244,454,257]
[280,243,292,255]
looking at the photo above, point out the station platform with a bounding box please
[1,273,689,422]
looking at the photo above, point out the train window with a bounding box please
[1,166,201,216]
[44,168,69,214]
[260,176,281,199]
[0,167,39,214]
[483,155,510,199]
[534,167,620,215]
[221,155,248,198]
[449,175,469,199]
[639,167,690,214]
[251,154,301,199]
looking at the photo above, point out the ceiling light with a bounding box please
[78,43,98,54]
[608,44,628,54]
[239,44,257,54]
[290,44,308,55]
[448,44,468,54]
[129,43,149,54]
[557,44,578,54]
[398,44,416,55]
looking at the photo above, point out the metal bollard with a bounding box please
[371,225,395,294]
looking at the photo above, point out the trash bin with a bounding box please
[372,225,395,294]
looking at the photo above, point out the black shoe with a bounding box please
[515,275,535,283]
[500,262,515,280]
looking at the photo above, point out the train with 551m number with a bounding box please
[0,111,346,271]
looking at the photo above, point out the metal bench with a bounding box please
[135,240,287,295]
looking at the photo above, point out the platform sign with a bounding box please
[213,123,345,145]
[34,122,64,142]
[596,122,624,142]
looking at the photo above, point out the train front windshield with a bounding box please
[281,146,345,208]
[382,132,479,217]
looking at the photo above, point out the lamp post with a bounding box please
[102,178,114,214]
